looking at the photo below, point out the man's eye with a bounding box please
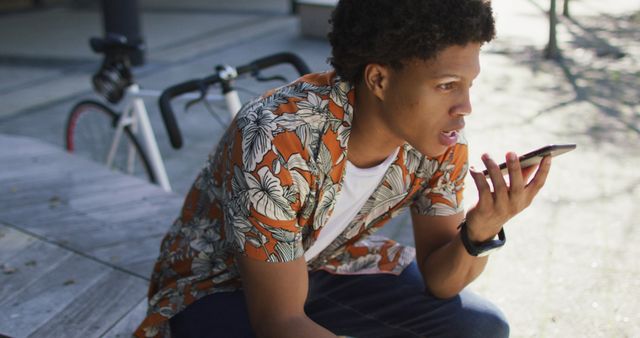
[438,83,455,90]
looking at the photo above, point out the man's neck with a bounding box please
[347,84,403,168]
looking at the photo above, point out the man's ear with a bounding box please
[362,63,390,101]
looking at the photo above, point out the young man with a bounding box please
[135,0,552,337]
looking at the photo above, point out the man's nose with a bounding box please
[452,90,472,116]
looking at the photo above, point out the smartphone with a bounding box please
[482,144,577,177]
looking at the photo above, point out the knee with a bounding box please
[456,301,510,338]
[473,307,509,338]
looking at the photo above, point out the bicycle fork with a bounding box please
[109,85,172,192]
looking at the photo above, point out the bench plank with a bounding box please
[1,204,174,263]
[0,175,153,211]
[101,297,148,338]
[88,234,164,278]
[29,269,147,338]
[0,134,180,336]
[0,231,73,302]
[0,224,37,262]
[0,252,109,337]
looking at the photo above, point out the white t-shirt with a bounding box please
[304,147,400,262]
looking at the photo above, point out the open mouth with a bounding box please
[439,128,461,146]
[441,130,459,137]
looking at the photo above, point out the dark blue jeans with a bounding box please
[169,261,509,338]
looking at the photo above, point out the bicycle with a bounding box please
[64,33,311,192]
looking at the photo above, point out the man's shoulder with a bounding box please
[261,71,337,106]
[235,71,340,126]
[235,70,352,149]
[228,71,350,171]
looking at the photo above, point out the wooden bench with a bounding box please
[0,134,182,337]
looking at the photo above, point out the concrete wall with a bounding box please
[298,0,336,39]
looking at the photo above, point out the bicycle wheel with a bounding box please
[65,100,156,184]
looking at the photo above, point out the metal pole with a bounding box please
[101,0,145,66]
[563,0,570,17]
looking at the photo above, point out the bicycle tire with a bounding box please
[65,100,157,184]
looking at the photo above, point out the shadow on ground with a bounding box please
[487,8,640,149]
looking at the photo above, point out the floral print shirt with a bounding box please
[135,71,468,337]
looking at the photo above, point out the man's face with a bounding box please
[378,43,482,158]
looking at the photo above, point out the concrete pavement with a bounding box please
[0,0,638,336]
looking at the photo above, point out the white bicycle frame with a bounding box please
[106,82,243,192]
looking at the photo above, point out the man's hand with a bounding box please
[466,152,552,242]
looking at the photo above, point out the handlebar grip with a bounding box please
[238,52,311,76]
[158,79,202,149]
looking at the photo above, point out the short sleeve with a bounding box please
[221,101,310,263]
[411,142,468,216]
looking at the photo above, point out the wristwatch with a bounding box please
[458,220,506,257]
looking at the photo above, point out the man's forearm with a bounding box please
[257,315,338,338]
[420,232,489,299]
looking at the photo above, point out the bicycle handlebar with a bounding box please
[159,52,311,149]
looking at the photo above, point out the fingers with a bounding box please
[469,166,493,207]
[506,152,524,198]
[526,155,552,200]
[469,153,552,237]
[482,153,509,203]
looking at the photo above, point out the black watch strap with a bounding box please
[458,220,506,257]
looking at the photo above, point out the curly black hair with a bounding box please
[328,0,496,85]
